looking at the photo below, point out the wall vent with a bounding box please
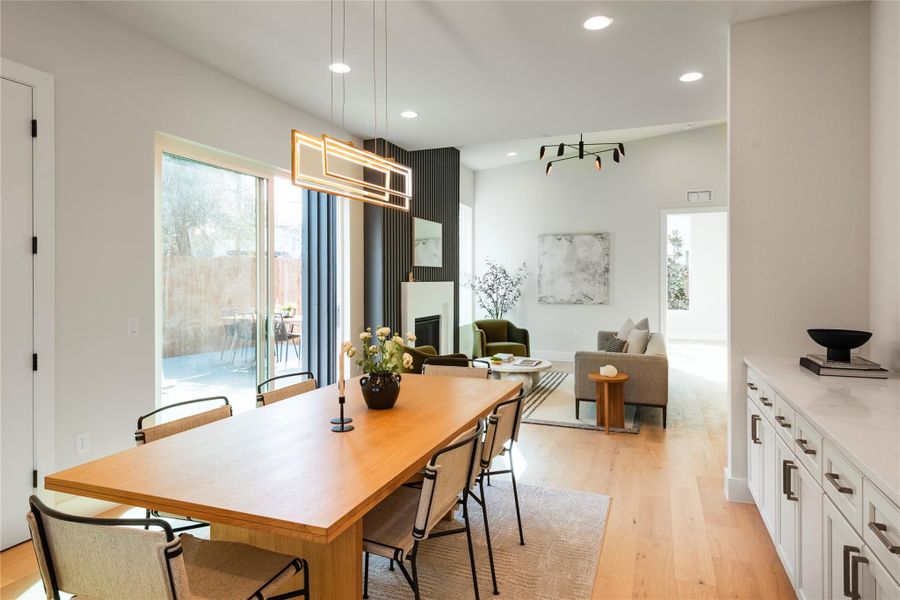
[686,189,713,203]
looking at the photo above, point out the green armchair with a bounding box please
[398,343,468,374]
[472,319,531,358]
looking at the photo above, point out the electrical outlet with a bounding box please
[76,432,90,455]
[127,316,140,338]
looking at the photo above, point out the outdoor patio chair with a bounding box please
[273,313,301,363]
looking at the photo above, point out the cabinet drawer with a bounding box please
[863,479,900,584]
[793,412,823,479]
[757,382,776,419]
[823,441,864,533]
[746,368,760,403]
[773,393,795,444]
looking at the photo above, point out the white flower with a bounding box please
[368,344,380,354]
[392,335,404,345]
[406,332,417,342]
[376,326,392,338]
[342,341,353,353]
[360,331,372,340]
[402,353,414,369]
[346,347,357,358]
[377,336,386,342]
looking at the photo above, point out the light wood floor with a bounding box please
[0,342,793,600]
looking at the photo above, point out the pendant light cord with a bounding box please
[384,0,388,142]
[341,0,347,129]
[330,0,334,126]
[372,0,377,139]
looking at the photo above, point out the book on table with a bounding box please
[514,358,540,367]
[492,353,514,363]
[799,356,889,379]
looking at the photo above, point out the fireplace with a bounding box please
[415,315,441,350]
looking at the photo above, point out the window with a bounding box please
[666,216,690,311]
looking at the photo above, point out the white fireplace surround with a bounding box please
[400,282,455,355]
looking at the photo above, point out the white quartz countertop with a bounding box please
[745,356,900,506]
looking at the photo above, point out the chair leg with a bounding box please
[576,398,580,419]
[363,551,369,599]
[410,546,421,600]
[509,450,525,545]
[389,559,394,571]
[478,477,500,595]
[663,406,667,429]
[462,498,481,600]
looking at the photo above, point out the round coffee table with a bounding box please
[490,359,552,391]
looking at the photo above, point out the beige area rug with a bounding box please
[522,371,641,433]
[365,481,610,599]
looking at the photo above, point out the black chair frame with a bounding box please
[256,371,316,394]
[363,422,484,600]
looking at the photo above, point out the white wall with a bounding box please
[666,211,728,341]
[727,3,870,500]
[868,1,900,371]
[1,1,363,475]
[473,124,727,361]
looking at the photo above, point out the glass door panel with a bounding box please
[271,175,304,375]
[160,153,262,414]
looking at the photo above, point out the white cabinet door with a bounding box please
[859,550,900,600]
[748,400,764,506]
[761,413,778,539]
[824,496,873,599]
[796,461,824,600]
[776,435,799,585]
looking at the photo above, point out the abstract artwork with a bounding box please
[538,233,610,304]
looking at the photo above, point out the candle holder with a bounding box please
[330,394,354,432]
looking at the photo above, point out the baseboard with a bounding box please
[723,467,754,503]
[532,350,575,363]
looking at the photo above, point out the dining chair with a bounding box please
[478,391,527,548]
[233,310,257,364]
[256,371,317,408]
[273,313,301,363]
[134,396,232,532]
[362,422,483,600]
[25,495,309,600]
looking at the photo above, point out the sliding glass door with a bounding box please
[160,152,265,413]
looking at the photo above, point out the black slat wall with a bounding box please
[363,139,461,351]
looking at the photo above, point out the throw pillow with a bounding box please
[616,318,635,340]
[634,317,650,331]
[625,328,650,354]
[604,336,627,353]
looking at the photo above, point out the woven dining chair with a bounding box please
[25,495,309,600]
[134,396,232,532]
[362,422,484,600]
[421,357,493,379]
[256,371,317,408]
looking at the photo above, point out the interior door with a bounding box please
[1,77,36,549]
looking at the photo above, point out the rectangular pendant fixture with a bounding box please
[291,130,411,211]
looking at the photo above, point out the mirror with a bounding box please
[413,218,443,268]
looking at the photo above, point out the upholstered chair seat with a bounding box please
[398,343,468,374]
[472,320,530,358]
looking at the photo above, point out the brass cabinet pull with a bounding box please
[851,554,868,600]
[826,472,853,494]
[747,382,758,391]
[795,438,816,455]
[782,460,798,501]
[775,415,791,428]
[751,414,761,444]
[843,545,860,599]
[760,396,772,407]
[869,522,900,554]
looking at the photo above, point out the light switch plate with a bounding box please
[127,317,140,337]
[76,432,90,455]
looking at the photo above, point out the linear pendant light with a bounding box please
[291,0,411,211]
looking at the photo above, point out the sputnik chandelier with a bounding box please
[540,134,625,175]
[291,0,411,211]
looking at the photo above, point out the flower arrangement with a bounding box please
[344,327,415,375]
[467,260,529,320]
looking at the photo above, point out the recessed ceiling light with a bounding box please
[400,110,418,119]
[679,71,703,82]
[328,63,351,74]
[583,16,613,30]
[507,151,518,157]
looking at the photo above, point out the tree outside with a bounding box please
[667,230,690,310]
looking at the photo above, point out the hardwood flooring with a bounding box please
[0,342,793,600]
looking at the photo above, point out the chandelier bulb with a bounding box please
[539,146,546,160]
[545,162,553,176]
[595,156,602,171]
[618,143,625,156]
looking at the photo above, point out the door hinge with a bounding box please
[32,236,38,254]
[31,119,37,138]
[32,470,38,489]
[33,353,38,371]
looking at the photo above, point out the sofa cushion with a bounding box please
[604,336,627,353]
[625,328,650,354]
[616,318,635,340]
[486,341,527,357]
[634,317,650,331]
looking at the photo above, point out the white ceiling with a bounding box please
[89,1,839,170]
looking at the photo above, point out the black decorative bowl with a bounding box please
[807,329,872,362]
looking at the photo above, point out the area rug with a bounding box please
[365,481,609,599]
[521,371,641,433]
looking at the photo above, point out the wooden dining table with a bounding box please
[44,374,521,599]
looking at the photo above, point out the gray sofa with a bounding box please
[574,330,669,428]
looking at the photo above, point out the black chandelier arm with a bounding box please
[547,154,582,164]
[581,142,624,147]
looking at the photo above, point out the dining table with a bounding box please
[44,374,521,599]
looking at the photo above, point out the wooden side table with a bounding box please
[587,372,630,434]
